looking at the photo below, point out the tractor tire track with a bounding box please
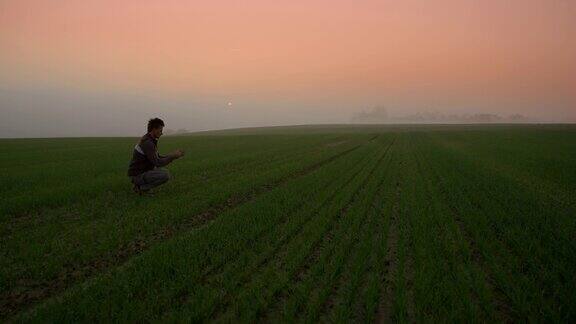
[260,139,395,322]
[192,139,358,186]
[375,178,401,324]
[413,143,514,323]
[318,200,379,321]
[198,158,360,281]
[0,143,363,320]
[351,174,392,322]
[282,209,362,322]
[259,201,361,323]
[168,145,375,318]
[394,151,416,324]
[296,139,393,290]
[200,140,377,280]
[204,158,371,322]
[416,137,522,268]
[317,150,397,322]
[404,243,417,324]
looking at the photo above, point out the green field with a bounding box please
[1,124,575,322]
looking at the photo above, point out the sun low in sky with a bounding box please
[0,0,575,137]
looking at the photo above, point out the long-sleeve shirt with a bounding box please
[127,133,174,176]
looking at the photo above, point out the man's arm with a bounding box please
[141,140,174,167]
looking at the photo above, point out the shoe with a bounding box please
[132,184,142,196]
[142,190,156,196]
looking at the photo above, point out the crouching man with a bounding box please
[128,118,185,194]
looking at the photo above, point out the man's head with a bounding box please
[147,118,165,138]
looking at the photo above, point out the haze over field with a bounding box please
[1,0,575,137]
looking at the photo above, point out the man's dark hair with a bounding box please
[147,118,165,132]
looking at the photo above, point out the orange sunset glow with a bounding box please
[1,0,575,136]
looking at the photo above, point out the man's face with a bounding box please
[151,126,163,139]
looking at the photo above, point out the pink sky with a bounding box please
[1,0,575,135]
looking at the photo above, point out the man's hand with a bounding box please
[170,149,185,159]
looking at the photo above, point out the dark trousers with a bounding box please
[131,168,171,191]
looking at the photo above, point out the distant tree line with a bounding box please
[394,112,530,123]
[350,106,389,123]
[350,106,531,123]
